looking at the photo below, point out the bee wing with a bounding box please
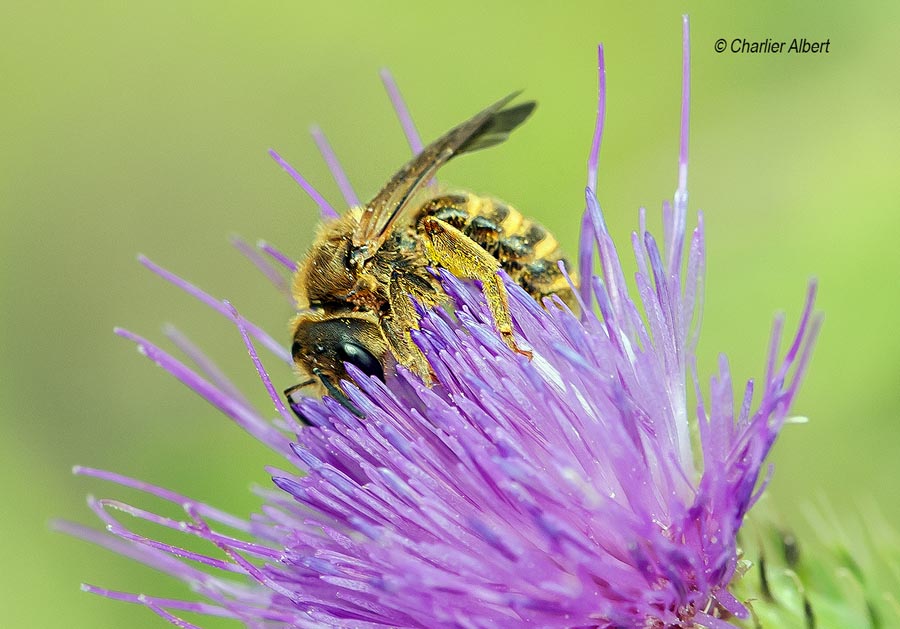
[351,93,536,259]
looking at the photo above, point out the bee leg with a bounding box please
[283,383,315,426]
[419,216,532,359]
[383,278,436,384]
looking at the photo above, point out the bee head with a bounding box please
[289,312,388,392]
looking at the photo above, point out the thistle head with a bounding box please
[60,16,836,629]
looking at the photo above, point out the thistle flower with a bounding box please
[62,17,825,628]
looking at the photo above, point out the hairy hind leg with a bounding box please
[418,216,531,358]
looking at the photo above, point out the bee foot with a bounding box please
[501,332,533,360]
[514,346,534,360]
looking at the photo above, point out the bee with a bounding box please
[287,93,576,408]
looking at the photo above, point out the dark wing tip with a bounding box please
[459,98,537,155]
[494,100,537,132]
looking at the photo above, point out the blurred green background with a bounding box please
[2,2,898,627]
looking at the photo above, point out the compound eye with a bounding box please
[337,342,385,382]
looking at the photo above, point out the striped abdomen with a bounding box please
[415,193,577,309]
